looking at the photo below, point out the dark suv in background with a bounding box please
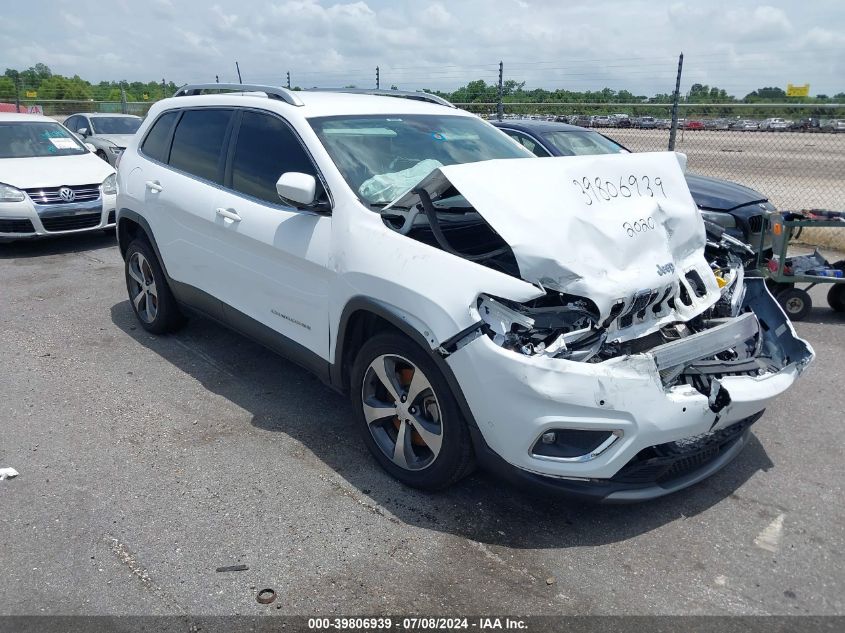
[492,120,776,253]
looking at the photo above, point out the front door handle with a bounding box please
[145,180,163,193]
[216,207,241,222]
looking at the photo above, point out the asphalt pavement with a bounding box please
[1,232,843,616]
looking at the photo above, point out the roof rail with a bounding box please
[306,88,455,108]
[172,83,304,107]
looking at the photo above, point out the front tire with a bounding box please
[124,238,185,334]
[350,332,474,490]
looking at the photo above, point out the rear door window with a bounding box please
[140,111,179,164]
[169,109,232,183]
[229,110,320,204]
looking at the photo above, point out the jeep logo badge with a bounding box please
[58,187,76,202]
[656,262,675,276]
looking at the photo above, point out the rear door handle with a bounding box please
[216,207,241,222]
[145,180,163,193]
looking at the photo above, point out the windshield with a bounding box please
[0,121,87,158]
[310,114,532,204]
[89,116,142,135]
[541,130,628,157]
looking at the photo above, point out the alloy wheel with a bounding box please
[361,354,443,471]
[127,251,158,323]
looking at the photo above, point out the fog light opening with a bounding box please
[531,429,623,462]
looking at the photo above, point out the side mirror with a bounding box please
[276,172,317,207]
[77,127,89,137]
[84,142,97,153]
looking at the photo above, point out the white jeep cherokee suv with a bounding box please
[116,84,813,501]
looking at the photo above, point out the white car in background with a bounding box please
[0,113,117,242]
[760,117,789,131]
[64,113,143,166]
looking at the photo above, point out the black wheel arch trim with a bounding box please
[333,296,481,431]
[116,208,170,276]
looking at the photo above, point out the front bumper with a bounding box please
[469,415,758,503]
[446,280,813,498]
[0,193,116,241]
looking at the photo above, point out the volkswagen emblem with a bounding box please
[58,187,76,202]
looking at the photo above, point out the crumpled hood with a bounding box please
[0,153,114,189]
[388,152,722,336]
[92,134,135,148]
[685,173,767,211]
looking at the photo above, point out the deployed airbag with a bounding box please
[359,159,443,204]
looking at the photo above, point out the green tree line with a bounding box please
[2,63,842,118]
[426,79,844,104]
[1,63,179,102]
[424,79,845,118]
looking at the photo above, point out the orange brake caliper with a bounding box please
[394,367,426,446]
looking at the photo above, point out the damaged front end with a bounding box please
[379,154,811,411]
[375,152,812,495]
[459,212,812,420]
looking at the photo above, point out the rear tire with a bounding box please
[827,285,845,312]
[124,238,185,334]
[777,287,812,321]
[350,332,474,490]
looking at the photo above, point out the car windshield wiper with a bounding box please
[369,202,409,211]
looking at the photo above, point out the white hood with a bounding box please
[0,153,115,189]
[388,152,722,338]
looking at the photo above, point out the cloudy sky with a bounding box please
[3,0,844,97]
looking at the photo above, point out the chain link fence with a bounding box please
[4,99,157,117]
[454,102,845,214]
[0,76,173,117]
[475,103,844,249]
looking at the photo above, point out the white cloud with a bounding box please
[724,5,793,39]
[152,0,176,17]
[803,26,845,48]
[61,11,84,29]
[420,3,452,27]
[4,0,843,96]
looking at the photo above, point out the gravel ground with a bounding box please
[1,233,844,617]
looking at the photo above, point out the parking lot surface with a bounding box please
[1,233,844,616]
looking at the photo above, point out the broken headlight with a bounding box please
[477,293,605,361]
[705,227,750,319]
